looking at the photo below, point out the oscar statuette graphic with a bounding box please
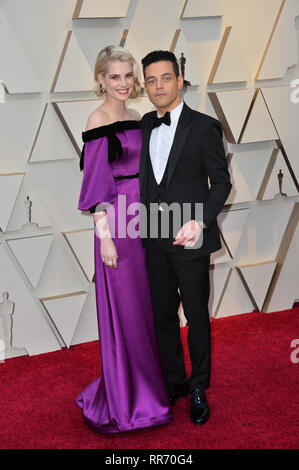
[22,195,39,231]
[277,169,287,197]
[180,53,191,87]
[0,291,28,362]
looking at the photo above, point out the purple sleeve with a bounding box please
[77,137,118,212]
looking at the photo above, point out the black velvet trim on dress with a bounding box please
[79,120,141,171]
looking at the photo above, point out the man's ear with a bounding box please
[177,74,184,90]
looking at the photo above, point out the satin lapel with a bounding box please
[166,103,192,187]
[139,116,153,200]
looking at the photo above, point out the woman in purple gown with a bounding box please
[76,45,173,433]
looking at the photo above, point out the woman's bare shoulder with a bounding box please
[85,107,110,131]
[127,108,141,121]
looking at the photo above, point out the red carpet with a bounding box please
[0,307,298,449]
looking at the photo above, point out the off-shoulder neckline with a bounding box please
[85,119,141,132]
[82,119,141,143]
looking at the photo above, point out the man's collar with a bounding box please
[157,100,184,122]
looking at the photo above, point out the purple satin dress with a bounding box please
[76,120,173,433]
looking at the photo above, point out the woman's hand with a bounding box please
[93,210,117,268]
[100,238,118,268]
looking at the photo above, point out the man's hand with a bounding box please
[173,220,203,248]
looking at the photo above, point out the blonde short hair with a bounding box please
[93,45,141,99]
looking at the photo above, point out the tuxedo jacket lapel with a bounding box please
[139,103,193,198]
[166,103,192,187]
[139,112,154,201]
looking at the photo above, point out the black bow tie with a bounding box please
[151,111,171,128]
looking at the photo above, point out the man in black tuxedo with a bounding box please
[139,51,232,425]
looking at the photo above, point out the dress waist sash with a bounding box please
[114,173,139,181]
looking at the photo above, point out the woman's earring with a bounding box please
[100,84,106,93]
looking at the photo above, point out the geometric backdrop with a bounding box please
[0,0,298,359]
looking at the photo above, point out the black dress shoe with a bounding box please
[166,381,190,405]
[190,388,210,425]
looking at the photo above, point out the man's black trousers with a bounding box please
[145,239,211,392]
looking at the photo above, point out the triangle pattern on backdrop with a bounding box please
[210,237,231,265]
[29,103,77,163]
[240,90,279,143]
[73,0,131,18]
[40,291,88,348]
[266,221,299,312]
[256,0,299,80]
[56,100,100,149]
[6,234,54,289]
[209,262,232,318]
[227,148,274,204]
[237,261,277,311]
[215,268,255,318]
[0,173,24,233]
[208,26,251,84]
[0,244,61,357]
[182,0,223,17]
[51,30,93,92]
[6,174,52,231]
[208,89,255,143]
[217,209,250,259]
[0,8,42,93]
[63,229,94,282]
[260,149,298,200]
[261,86,299,186]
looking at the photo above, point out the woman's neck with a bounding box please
[102,95,129,120]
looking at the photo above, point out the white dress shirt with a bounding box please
[149,100,184,185]
[149,100,207,230]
